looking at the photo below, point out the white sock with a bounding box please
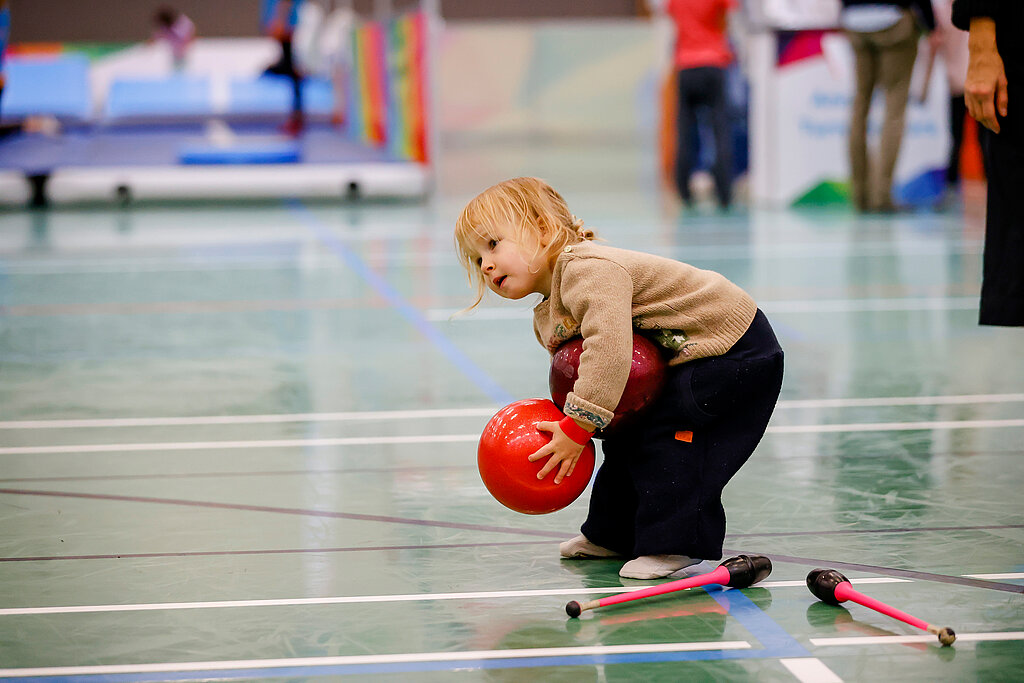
[559,535,622,558]
[619,554,702,579]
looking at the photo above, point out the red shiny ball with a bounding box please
[549,333,667,435]
[478,398,596,515]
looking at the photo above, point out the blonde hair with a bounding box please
[454,177,597,310]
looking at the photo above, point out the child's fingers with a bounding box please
[535,420,556,434]
[527,444,552,462]
[537,456,560,480]
[553,459,575,485]
[556,455,580,484]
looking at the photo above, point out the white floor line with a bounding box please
[762,578,909,589]
[766,418,1024,434]
[0,408,498,430]
[810,631,1024,646]
[780,658,843,683]
[0,434,479,455]
[4,239,983,275]
[0,587,638,616]
[777,394,1024,409]
[2,418,1022,455]
[428,297,981,321]
[0,641,753,678]
[760,297,979,313]
[1,394,1020,430]
[0,578,907,617]
[961,573,1024,580]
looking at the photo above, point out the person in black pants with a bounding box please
[933,0,990,191]
[675,68,733,210]
[263,0,304,136]
[659,0,739,210]
[953,0,1023,326]
[584,310,784,565]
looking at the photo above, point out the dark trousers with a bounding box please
[980,130,1024,326]
[581,310,784,560]
[675,66,733,208]
[266,37,303,118]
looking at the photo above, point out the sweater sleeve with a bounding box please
[558,257,635,430]
[952,0,1001,30]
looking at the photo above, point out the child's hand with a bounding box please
[529,421,589,485]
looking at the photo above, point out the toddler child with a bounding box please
[454,177,784,579]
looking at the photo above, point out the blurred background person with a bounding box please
[320,0,355,128]
[0,0,15,139]
[953,0,1023,326]
[0,0,9,109]
[931,0,987,200]
[290,0,354,129]
[263,0,305,136]
[651,0,738,210]
[151,5,195,72]
[840,0,939,212]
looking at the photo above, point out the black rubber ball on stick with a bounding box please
[565,554,772,618]
[806,568,956,646]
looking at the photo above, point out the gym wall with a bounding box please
[8,0,645,42]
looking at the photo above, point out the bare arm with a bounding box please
[964,16,1008,133]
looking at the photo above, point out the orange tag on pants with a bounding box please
[674,430,693,443]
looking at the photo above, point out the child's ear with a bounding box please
[537,224,553,248]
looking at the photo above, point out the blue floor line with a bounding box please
[287,199,514,406]
[706,586,809,656]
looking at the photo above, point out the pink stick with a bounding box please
[596,565,732,609]
[834,581,930,631]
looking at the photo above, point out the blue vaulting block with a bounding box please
[105,76,212,120]
[0,55,92,121]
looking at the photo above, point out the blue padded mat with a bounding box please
[228,75,334,116]
[0,55,92,121]
[0,129,392,173]
[105,76,212,120]
[178,140,301,165]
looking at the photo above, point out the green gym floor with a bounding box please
[1,147,1023,682]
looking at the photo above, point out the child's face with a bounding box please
[469,223,552,300]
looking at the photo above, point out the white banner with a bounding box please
[756,0,841,30]
[751,30,950,207]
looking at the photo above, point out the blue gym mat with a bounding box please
[178,140,302,165]
[0,55,92,121]
[0,128,394,173]
[228,75,334,117]
[105,76,213,120]
[2,61,336,125]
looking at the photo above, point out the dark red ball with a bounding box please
[549,333,667,435]
[478,398,596,515]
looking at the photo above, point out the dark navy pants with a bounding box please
[675,66,733,208]
[580,310,784,560]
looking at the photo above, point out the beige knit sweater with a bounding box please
[533,241,757,429]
